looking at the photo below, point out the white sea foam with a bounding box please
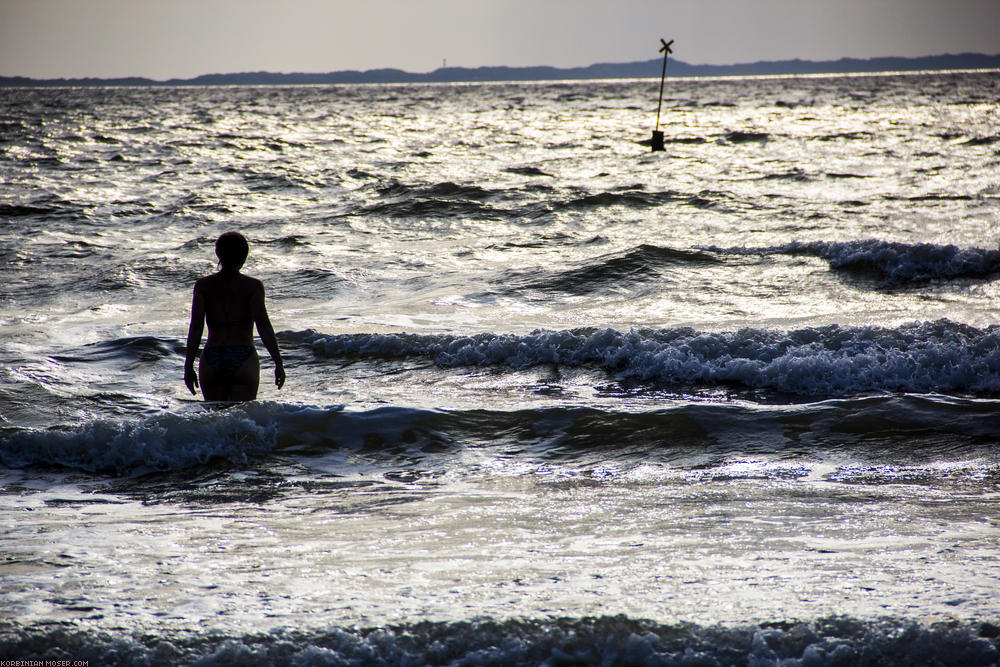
[302,319,1000,397]
[2,616,996,666]
[0,402,469,474]
[0,403,286,474]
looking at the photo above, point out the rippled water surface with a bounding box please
[2,72,1000,664]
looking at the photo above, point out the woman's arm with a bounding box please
[251,281,285,389]
[184,282,205,395]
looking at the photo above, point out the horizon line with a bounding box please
[3,51,999,85]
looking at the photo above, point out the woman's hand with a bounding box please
[184,364,199,395]
[274,365,286,389]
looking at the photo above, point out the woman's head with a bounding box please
[215,231,249,272]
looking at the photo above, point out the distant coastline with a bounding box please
[3,52,999,87]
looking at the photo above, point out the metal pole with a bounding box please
[651,38,673,152]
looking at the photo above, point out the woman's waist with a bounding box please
[204,336,256,349]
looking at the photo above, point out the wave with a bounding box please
[50,336,181,369]
[359,192,500,218]
[0,203,62,218]
[963,135,1000,146]
[725,131,770,144]
[270,267,347,297]
[303,320,1000,397]
[498,244,720,294]
[375,180,504,201]
[0,403,287,475]
[347,179,513,219]
[706,240,1000,286]
[0,402,510,475]
[548,188,742,213]
[504,165,553,177]
[815,131,874,141]
[242,170,317,193]
[2,616,996,666]
[663,136,709,144]
[360,197,499,218]
[762,168,813,182]
[256,233,311,247]
[0,194,86,222]
[5,394,998,476]
[354,180,742,221]
[554,189,683,210]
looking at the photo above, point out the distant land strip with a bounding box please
[3,53,999,87]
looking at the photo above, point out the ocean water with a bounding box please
[2,71,1000,665]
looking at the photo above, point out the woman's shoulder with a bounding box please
[233,274,265,297]
[239,274,265,290]
[196,272,262,292]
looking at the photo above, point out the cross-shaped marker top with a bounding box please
[659,39,674,54]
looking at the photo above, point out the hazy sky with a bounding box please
[3,0,999,79]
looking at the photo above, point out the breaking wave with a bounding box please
[2,615,997,666]
[303,320,1000,398]
[706,240,1000,286]
[5,394,998,476]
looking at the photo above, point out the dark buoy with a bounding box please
[651,38,674,152]
[651,130,665,152]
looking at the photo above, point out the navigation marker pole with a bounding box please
[651,38,674,152]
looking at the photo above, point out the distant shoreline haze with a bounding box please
[2,53,999,87]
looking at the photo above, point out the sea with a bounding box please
[2,70,1000,665]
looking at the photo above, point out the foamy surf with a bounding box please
[705,240,1000,286]
[2,616,997,666]
[301,319,1000,397]
[3,394,997,475]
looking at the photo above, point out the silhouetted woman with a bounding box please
[184,231,285,400]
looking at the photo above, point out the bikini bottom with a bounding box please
[202,345,255,382]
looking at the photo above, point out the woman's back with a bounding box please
[198,272,261,347]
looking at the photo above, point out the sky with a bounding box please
[2,0,999,80]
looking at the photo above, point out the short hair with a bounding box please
[215,231,249,270]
